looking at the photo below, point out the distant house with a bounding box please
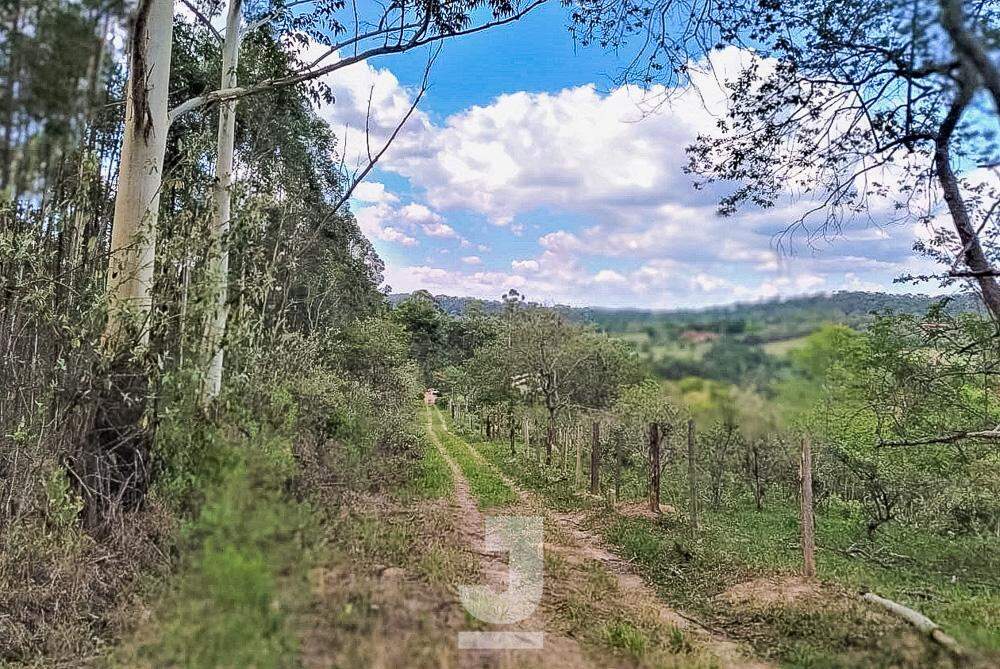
[679,330,720,345]
[423,388,439,405]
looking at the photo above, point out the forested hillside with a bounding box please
[2,0,998,668]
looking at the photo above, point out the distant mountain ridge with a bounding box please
[390,290,981,321]
[389,290,984,343]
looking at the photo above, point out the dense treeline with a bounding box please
[0,4,420,662]
[392,290,985,341]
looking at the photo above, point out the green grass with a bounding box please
[600,619,650,658]
[429,409,517,509]
[118,436,317,669]
[599,504,998,666]
[761,334,811,356]
[398,427,453,501]
[467,432,598,512]
[650,341,712,362]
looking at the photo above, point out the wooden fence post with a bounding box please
[590,421,600,495]
[800,435,816,578]
[649,422,661,514]
[615,431,622,504]
[523,416,530,459]
[575,423,583,488]
[687,418,698,531]
[564,427,571,472]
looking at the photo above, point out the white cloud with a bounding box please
[462,255,482,265]
[539,230,586,253]
[354,203,417,246]
[399,203,442,225]
[512,259,539,272]
[380,226,419,247]
[385,265,528,297]
[422,222,459,238]
[593,269,627,285]
[316,46,948,307]
[351,181,398,204]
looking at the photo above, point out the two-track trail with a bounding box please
[423,409,598,669]
[426,406,771,669]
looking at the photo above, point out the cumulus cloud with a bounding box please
[422,222,459,238]
[316,46,944,306]
[351,181,399,204]
[593,269,627,285]
[380,226,419,246]
[353,198,463,247]
[385,265,528,298]
[462,255,482,265]
[399,203,442,225]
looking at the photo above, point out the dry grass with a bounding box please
[0,501,174,666]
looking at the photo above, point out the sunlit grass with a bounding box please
[429,408,516,509]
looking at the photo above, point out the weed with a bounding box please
[601,619,650,659]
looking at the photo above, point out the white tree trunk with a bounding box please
[104,0,175,347]
[203,0,242,402]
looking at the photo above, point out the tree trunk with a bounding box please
[590,420,600,495]
[545,411,555,465]
[933,73,1000,320]
[861,592,963,656]
[104,0,175,346]
[615,433,622,504]
[649,422,661,514]
[203,0,243,402]
[522,415,529,458]
[687,419,698,531]
[800,436,816,578]
[575,424,583,487]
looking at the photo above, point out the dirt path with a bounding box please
[424,409,603,669]
[432,409,771,669]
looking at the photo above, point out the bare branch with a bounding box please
[180,0,223,41]
[169,0,548,121]
[243,0,316,34]
[329,46,437,214]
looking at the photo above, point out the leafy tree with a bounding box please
[392,290,449,385]
[787,325,860,381]
[507,307,632,463]
[701,339,781,387]
[809,312,1000,534]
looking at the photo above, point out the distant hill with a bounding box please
[389,290,983,342]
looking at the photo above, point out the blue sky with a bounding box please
[311,1,946,308]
